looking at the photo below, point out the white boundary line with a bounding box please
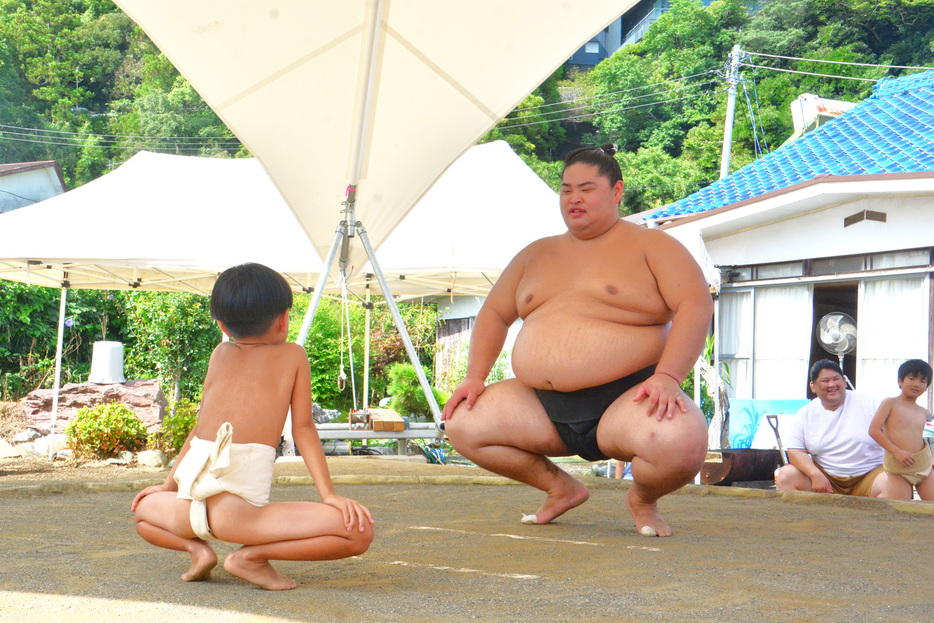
[386,560,539,580]
[409,525,661,552]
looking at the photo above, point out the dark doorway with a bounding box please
[808,282,858,397]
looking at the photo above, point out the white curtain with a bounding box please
[718,290,753,399]
[753,285,812,399]
[858,276,929,396]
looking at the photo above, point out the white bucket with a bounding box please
[88,341,126,384]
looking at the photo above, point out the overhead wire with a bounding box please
[0,122,242,151]
[501,79,719,124]
[739,62,880,82]
[744,51,932,71]
[509,68,720,113]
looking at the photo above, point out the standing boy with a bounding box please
[868,359,934,501]
[132,263,374,590]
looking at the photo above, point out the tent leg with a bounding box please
[48,288,67,461]
[295,223,347,347]
[283,223,346,456]
[356,223,444,433]
[363,286,371,410]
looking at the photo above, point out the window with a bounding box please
[585,42,600,54]
[756,262,804,280]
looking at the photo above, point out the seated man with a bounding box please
[442,144,713,537]
[775,359,892,497]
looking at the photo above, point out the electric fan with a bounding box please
[816,312,857,388]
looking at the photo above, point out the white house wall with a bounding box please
[704,195,934,266]
[0,167,65,213]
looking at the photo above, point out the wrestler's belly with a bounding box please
[511,312,668,392]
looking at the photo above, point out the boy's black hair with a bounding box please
[898,359,933,384]
[563,143,623,187]
[809,359,844,382]
[210,263,293,340]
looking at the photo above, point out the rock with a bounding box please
[52,449,74,461]
[21,380,168,434]
[33,433,68,456]
[0,438,23,458]
[12,429,41,443]
[312,403,340,424]
[117,450,135,462]
[137,449,168,468]
[105,457,129,466]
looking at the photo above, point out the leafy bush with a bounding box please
[157,398,200,454]
[65,402,147,459]
[386,362,449,422]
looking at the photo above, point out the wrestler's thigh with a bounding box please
[206,493,355,545]
[134,491,197,538]
[445,378,570,456]
[595,384,707,463]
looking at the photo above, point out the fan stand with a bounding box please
[835,353,855,390]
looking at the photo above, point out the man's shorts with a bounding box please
[815,463,884,497]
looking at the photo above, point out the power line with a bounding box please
[503,80,719,124]
[745,51,932,71]
[513,68,720,114]
[739,62,879,83]
[0,122,238,142]
[0,132,240,152]
[498,88,725,130]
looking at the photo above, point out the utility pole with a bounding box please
[719,44,741,179]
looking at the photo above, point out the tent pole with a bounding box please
[295,223,346,347]
[356,222,443,433]
[363,285,371,411]
[48,287,67,461]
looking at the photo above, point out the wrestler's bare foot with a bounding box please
[224,549,296,591]
[522,473,590,525]
[625,485,671,537]
[181,542,217,582]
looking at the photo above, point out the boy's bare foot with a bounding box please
[182,543,218,582]
[625,485,671,537]
[224,550,297,591]
[521,475,590,524]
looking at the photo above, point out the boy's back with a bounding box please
[197,340,310,448]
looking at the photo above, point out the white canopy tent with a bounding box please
[110,0,638,424]
[347,140,565,297]
[0,151,326,457]
[0,151,324,294]
[0,142,565,450]
[110,1,634,273]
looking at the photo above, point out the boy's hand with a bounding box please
[131,483,173,511]
[894,447,916,467]
[323,493,375,532]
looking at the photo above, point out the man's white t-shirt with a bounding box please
[784,391,883,477]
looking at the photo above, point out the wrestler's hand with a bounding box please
[324,493,375,532]
[130,484,171,512]
[632,373,687,421]
[441,377,486,421]
[809,472,833,494]
[893,447,915,467]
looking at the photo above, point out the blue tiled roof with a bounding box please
[647,69,934,221]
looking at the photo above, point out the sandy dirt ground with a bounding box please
[1,455,933,622]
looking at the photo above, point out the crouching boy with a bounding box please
[132,263,374,590]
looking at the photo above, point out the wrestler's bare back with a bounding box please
[509,221,685,392]
[195,341,308,447]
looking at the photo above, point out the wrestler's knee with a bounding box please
[347,523,375,556]
[442,404,477,451]
[652,411,708,476]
